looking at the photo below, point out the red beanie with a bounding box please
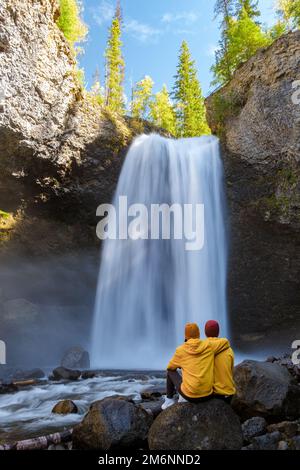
[205,320,220,338]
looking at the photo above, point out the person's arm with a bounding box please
[210,338,230,355]
[167,347,182,370]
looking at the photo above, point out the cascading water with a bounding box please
[91,134,228,369]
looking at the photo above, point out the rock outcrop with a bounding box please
[61,346,90,370]
[206,31,300,338]
[72,397,153,450]
[148,399,243,450]
[232,360,300,419]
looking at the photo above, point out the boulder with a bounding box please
[242,417,267,443]
[291,436,300,450]
[232,360,300,419]
[72,397,153,450]
[81,370,96,380]
[52,400,78,415]
[51,367,81,381]
[267,420,299,438]
[61,347,90,370]
[148,399,243,450]
[13,368,45,380]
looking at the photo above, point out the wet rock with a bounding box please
[140,401,163,419]
[81,370,96,380]
[61,347,90,370]
[251,431,282,450]
[242,417,267,442]
[51,367,81,381]
[73,397,153,450]
[232,360,300,419]
[148,399,243,450]
[52,400,78,415]
[141,390,163,401]
[0,382,18,394]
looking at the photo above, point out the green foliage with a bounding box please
[89,68,104,106]
[149,85,176,134]
[277,0,300,29]
[173,41,210,137]
[105,14,125,113]
[57,0,87,54]
[235,0,260,21]
[212,6,271,86]
[131,76,154,119]
[0,210,9,219]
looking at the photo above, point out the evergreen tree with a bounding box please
[105,7,125,113]
[277,0,300,30]
[149,85,176,134]
[131,76,154,119]
[57,0,87,54]
[212,6,270,86]
[235,0,260,22]
[173,41,210,137]
[90,68,104,105]
[213,1,235,86]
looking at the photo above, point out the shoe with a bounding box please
[178,394,188,403]
[161,396,176,410]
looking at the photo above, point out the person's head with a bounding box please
[205,320,220,338]
[185,323,200,341]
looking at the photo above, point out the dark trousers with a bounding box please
[166,370,213,403]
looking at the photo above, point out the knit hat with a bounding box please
[205,320,220,338]
[185,323,200,340]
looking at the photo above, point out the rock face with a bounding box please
[72,397,153,450]
[206,32,300,337]
[232,360,300,419]
[148,399,243,450]
[61,346,90,370]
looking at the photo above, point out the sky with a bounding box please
[79,0,278,100]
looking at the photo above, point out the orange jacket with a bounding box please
[167,337,230,398]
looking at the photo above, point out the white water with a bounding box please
[91,134,228,369]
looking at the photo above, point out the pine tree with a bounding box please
[212,5,270,86]
[90,68,104,105]
[149,85,176,134]
[173,41,210,137]
[131,76,154,119]
[213,1,235,86]
[105,7,125,113]
[57,0,87,54]
[277,0,300,30]
[235,0,260,22]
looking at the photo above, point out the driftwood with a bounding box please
[0,429,73,451]
[12,379,36,387]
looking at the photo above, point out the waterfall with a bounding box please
[91,134,228,369]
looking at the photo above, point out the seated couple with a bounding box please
[162,320,235,410]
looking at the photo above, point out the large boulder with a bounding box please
[52,399,78,415]
[206,31,300,338]
[72,397,153,450]
[61,346,90,370]
[232,360,300,419]
[148,399,243,450]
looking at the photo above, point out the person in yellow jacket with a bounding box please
[204,320,236,402]
[162,322,230,410]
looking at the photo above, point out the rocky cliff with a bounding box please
[0,0,161,365]
[206,31,300,341]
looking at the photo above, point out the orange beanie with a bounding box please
[185,323,200,340]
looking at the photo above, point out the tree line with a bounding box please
[56,0,300,137]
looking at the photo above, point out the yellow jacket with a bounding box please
[205,337,236,396]
[167,337,230,398]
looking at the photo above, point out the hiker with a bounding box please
[162,322,230,410]
[205,320,236,402]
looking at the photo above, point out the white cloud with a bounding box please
[91,0,114,26]
[124,19,161,43]
[206,44,220,58]
[162,11,199,24]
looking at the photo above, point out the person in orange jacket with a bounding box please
[204,320,236,402]
[162,322,230,410]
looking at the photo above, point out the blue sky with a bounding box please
[79,0,277,99]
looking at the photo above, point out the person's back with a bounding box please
[163,323,230,408]
[205,321,236,397]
